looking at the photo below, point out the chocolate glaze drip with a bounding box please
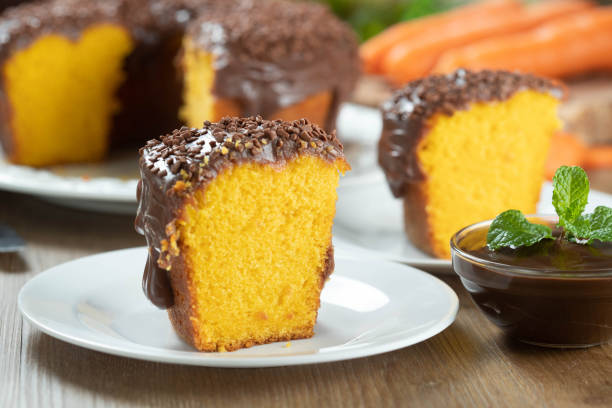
[378,69,564,197]
[142,247,174,308]
[135,116,347,309]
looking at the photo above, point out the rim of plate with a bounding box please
[332,233,451,271]
[0,163,138,202]
[18,247,458,368]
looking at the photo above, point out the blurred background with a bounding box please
[326,0,612,186]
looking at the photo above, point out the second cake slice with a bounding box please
[378,69,564,259]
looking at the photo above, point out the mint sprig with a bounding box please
[486,166,612,250]
[487,210,553,250]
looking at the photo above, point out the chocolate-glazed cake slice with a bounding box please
[378,69,564,259]
[135,116,349,352]
[179,0,360,131]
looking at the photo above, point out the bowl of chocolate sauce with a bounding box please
[451,215,612,348]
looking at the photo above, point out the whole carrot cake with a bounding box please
[135,116,349,352]
[0,0,359,166]
[378,69,564,259]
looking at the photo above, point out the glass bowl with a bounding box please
[450,215,612,348]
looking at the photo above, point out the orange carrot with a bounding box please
[382,0,595,85]
[584,145,612,169]
[359,0,522,75]
[545,132,588,180]
[433,7,612,79]
[511,0,595,26]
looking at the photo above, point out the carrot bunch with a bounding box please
[360,0,611,85]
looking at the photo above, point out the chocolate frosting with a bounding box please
[378,69,564,197]
[0,0,217,54]
[0,0,127,58]
[187,0,360,130]
[135,116,347,308]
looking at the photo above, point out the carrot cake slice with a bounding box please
[135,116,349,351]
[378,69,564,259]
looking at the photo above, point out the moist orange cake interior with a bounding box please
[176,155,348,351]
[418,90,560,258]
[4,24,133,165]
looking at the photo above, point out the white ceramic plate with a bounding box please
[335,170,612,274]
[18,244,458,368]
[0,150,139,213]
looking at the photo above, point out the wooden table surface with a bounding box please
[1,178,612,407]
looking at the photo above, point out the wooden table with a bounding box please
[2,186,612,408]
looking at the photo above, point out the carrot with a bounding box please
[382,0,595,85]
[511,0,595,26]
[545,132,588,180]
[359,0,522,75]
[433,7,612,79]
[584,146,612,169]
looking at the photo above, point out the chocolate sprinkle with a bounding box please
[382,69,564,124]
[378,69,565,197]
[141,116,344,186]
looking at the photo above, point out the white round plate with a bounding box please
[18,244,458,368]
[0,151,139,213]
[335,170,612,274]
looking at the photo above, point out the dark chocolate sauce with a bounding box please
[453,223,612,347]
[466,227,612,273]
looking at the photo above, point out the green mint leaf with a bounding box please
[552,166,589,229]
[487,210,553,250]
[585,206,612,243]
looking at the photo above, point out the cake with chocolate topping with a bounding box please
[0,0,359,166]
[135,116,349,352]
[378,69,564,259]
[180,0,358,132]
